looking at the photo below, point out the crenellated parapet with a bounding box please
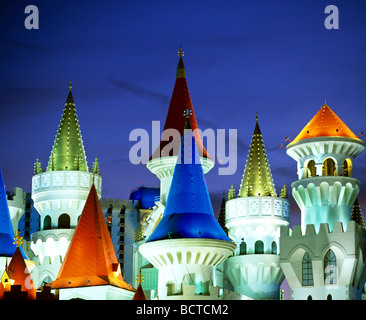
[280,221,366,299]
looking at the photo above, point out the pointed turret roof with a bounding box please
[50,184,134,291]
[0,169,27,258]
[47,81,88,171]
[238,114,276,197]
[147,116,230,242]
[292,103,360,143]
[150,48,210,161]
[2,240,37,300]
[351,198,365,229]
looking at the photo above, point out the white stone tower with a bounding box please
[280,103,366,300]
[225,114,290,300]
[31,82,102,287]
[140,116,235,300]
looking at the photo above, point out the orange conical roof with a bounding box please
[292,104,360,142]
[150,48,210,160]
[5,246,37,300]
[50,184,134,291]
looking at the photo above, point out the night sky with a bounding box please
[1,1,366,298]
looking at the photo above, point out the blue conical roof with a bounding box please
[147,118,230,242]
[0,169,27,258]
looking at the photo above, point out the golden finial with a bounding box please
[13,230,23,247]
[136,269,144,285]
[69,80,72,91]
[256,112,258,123]
[178,46,184,58]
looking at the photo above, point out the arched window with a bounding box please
[327,294,332,300]
[255,240,264,254]
[58,213,70,229]
[306,160,316,178]
[343,159,352,177]
[323,158,336,176]
[302,252,314,286]
[307,295,312,300]
[239,241,246,255]
[271,241,277,254]
[43,215,51,230]
[324,249,337,285]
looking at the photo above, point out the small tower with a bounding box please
[225,114,290,300]
[0,232,37,300]
[0,168,33,275]
[50,184,134,300]
[280,103,366,300]
[139,115,235,300]
[285,103,364,233]
[144,48,214,237]
[31,82,102,287]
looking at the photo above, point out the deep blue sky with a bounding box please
[1,1,366,227]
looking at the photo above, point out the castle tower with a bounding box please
[50,184,134,300]
[225,115,290,300]
[0,232,37,300]
[285,103,364,233]
[31,82,102,287]
[144,48,214,237]
[0,168,34,275]
[280,103,366,300]
[139,115,235,300]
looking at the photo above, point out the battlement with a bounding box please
[158,284,250,300]
[100,197,127,209]
[280,220,366,239]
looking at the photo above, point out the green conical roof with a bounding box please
[47,82,88,172]
[238,114,276,197]
[351,198,365,229]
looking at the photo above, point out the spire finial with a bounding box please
[184,106,192,119]
[136,269,144,285]
[256,112,258,123]
[178,46,184,58]
[69,80,72,91]
[13,230,23,248]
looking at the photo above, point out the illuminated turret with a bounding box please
[280,103,366,300]
[225,115,289,300]
[144,48,214,238]
[31,82,102,287]
[140,115,235,300]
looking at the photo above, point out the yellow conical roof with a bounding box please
[47,82,88,171]
[238,115,276,197]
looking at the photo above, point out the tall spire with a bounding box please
[147,117,229,242]
[50,184,133,291]
[47,82,88,172]
[238,114,276,197]
[150,47,210,160]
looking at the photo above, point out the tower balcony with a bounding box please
[139,238,235,298]
[31,171,102,228]
[291,176,360,232]
[225,196,289,245]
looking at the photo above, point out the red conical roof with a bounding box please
[150,49,210,160]
[132,284,147,300]
[50,184,134,292]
